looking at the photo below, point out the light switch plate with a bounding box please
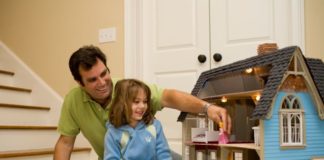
[99,27,116,43]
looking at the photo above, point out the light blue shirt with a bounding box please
[104,119,172,160]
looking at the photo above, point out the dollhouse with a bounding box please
[178,46,324,160]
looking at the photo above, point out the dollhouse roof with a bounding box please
[306,58,324,102]
[178,46,324,121]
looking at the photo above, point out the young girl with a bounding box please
[104,79,171,160]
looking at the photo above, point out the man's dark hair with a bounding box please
[69,45,107,85]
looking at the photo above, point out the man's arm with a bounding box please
[161,89,231,133]
[54,135,76,160]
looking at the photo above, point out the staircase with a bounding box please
[0,42,93,160]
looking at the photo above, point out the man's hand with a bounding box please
[207,105,231,134]
[161,89,232,133]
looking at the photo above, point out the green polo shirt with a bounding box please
[57,79,164,159]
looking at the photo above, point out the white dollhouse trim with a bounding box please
[279,95,305,146]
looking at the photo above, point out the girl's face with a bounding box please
[129,88,148,128]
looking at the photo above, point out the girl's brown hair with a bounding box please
[109,79,154,128]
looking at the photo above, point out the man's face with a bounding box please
[78,59,112,105]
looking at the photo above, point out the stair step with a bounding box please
[0,125,57,130]
[0,103,50,110]
[0,69,14,76]
[0,125,59,151]
[0,147,91,158]
[0,85,33,104]
[0,106,51,125]
[0,69,14,85]
[0,84,31,93]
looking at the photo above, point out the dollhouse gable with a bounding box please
[258,47,324,120]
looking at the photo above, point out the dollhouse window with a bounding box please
[233,151,243,160]
[280,95,304,146]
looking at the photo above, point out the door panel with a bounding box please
[143,0,210,80]
[210,0,294,68]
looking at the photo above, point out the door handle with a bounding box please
[213,53,222,62]
[197,54,207,63]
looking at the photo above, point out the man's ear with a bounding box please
[76,80,84,87]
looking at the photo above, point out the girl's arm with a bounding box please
[154,120,172,160]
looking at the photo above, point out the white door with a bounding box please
[125,0,304,155]
[141,0,210,154]
[210,0,304,68]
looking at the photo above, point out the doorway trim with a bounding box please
[124,0,143,79]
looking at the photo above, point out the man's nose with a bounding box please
[98,77,105,85]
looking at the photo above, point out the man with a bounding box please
[54,45,231,160]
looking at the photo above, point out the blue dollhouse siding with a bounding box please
[263,91,324,160]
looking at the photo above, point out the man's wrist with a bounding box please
[202,103,212,115]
